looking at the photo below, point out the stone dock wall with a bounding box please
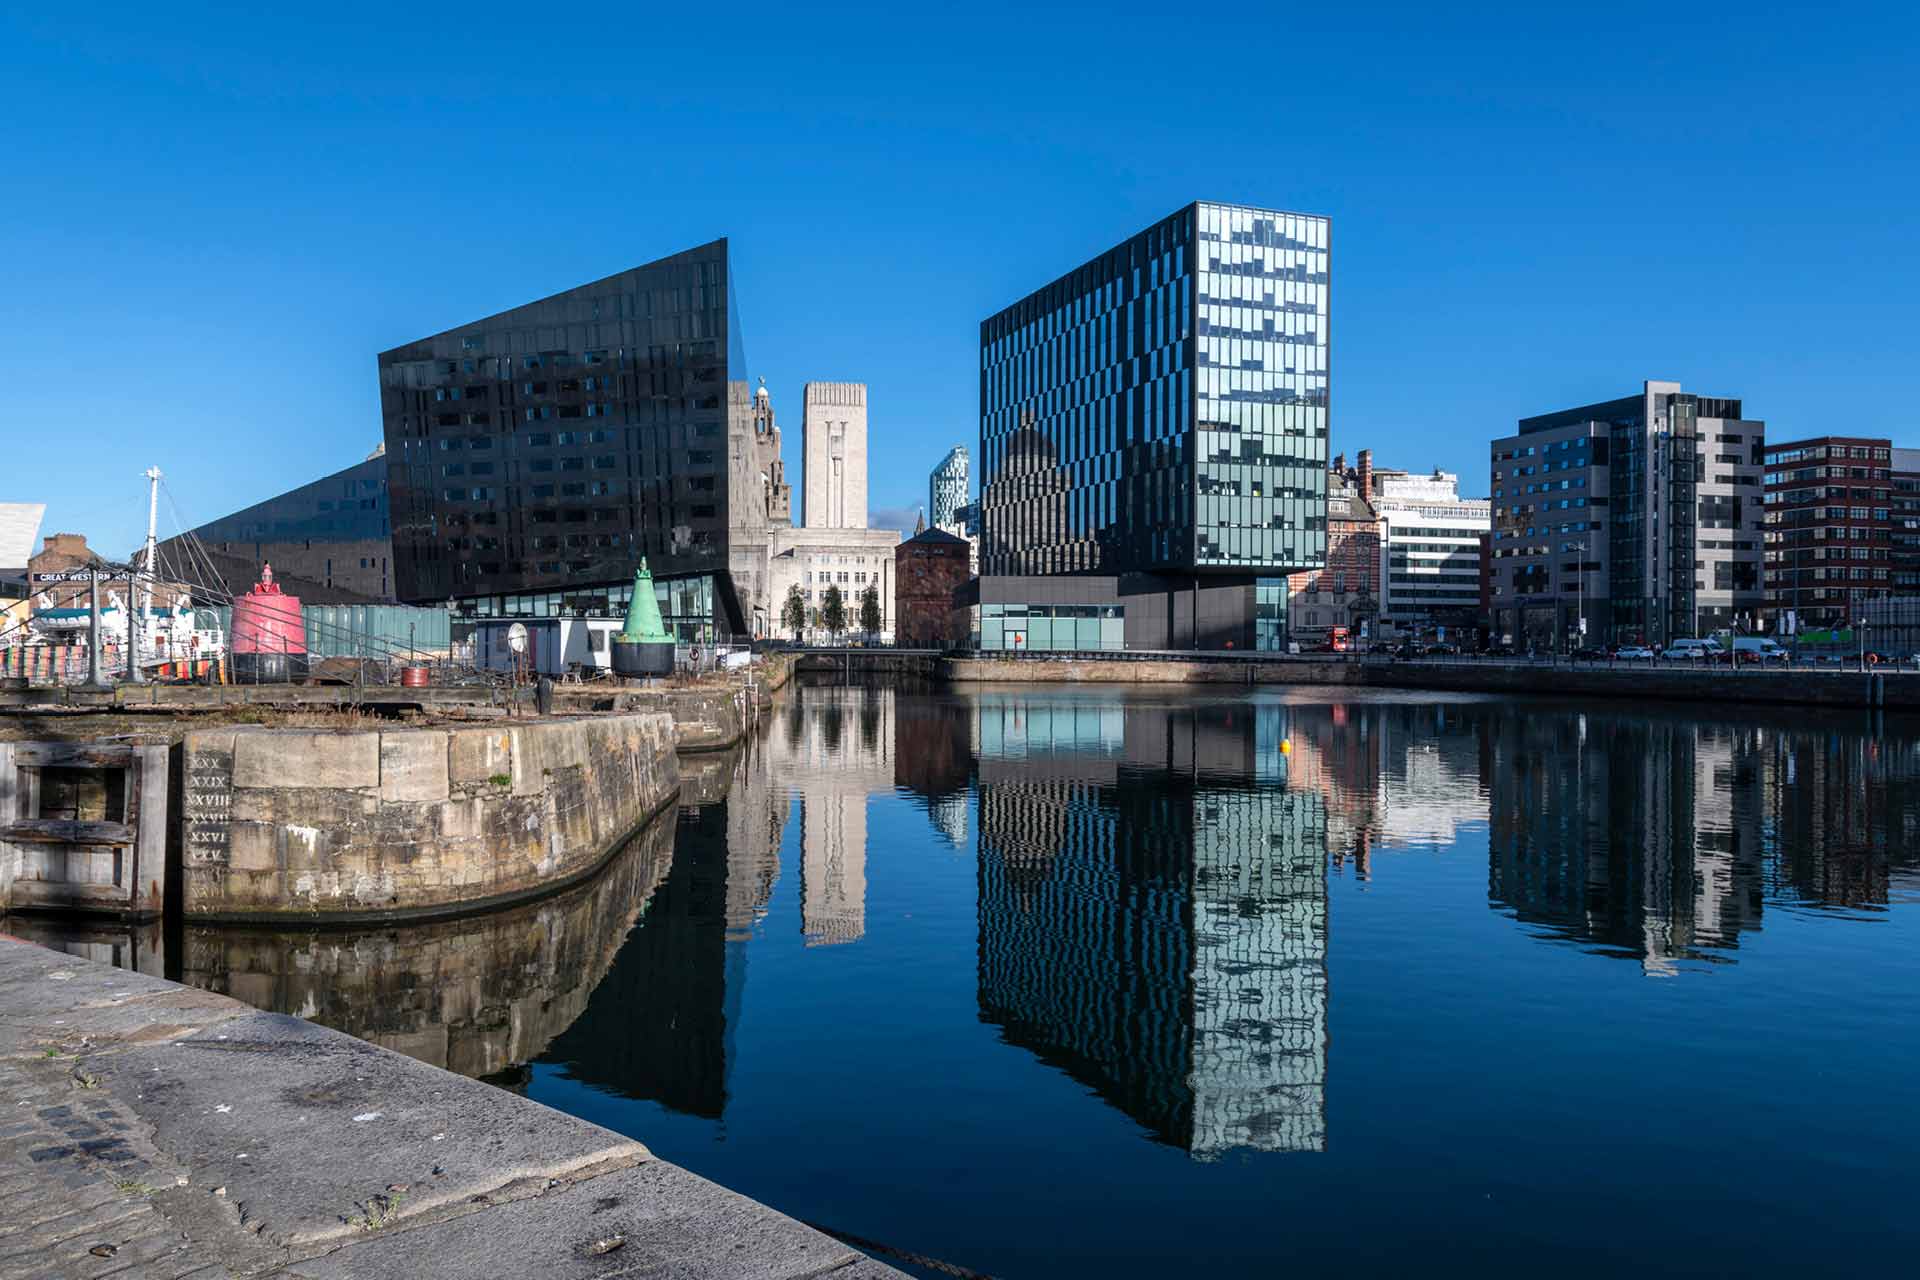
[177,713,679,923]
[941,655,1918,711]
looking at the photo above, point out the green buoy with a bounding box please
[611,560,675,677]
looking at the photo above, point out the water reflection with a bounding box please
[11,686,1920,1184]
[540,739,786,1114]
[970,693,1329,1158]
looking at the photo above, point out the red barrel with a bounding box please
[230,563,307,683]
[400,665,431,687]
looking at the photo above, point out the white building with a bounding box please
[767,528,899,642]
[739,383,898,641]
[1372,469,1489,632]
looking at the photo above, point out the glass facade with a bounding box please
[455,574,717,644]
[979,201,1327,597]
[929,446,970,530]
[1194,203,1330,568]
[980,602,1125,652]
[379,239,753,635]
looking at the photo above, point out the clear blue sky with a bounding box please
[3,1,1914,555]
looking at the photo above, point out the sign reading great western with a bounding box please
[30,569,135,584]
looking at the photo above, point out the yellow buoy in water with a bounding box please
[1280,738,1293,755]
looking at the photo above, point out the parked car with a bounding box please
[1483,644,1516,658]
[1571,646,1608,661]
[1661,639,1722,661]
[1615,646,1656,660]
[1425,642,1459,656]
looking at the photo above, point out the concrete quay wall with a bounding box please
[941,654,1916,710]
[942,656,1360,685]
[179,713,680,923]
[0,934,900,1279]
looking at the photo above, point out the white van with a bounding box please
[1731,636,1789,662]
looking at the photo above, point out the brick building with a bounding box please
[893,527,972,649]
[1764,436,1894,628]
[1286,452,1380,647]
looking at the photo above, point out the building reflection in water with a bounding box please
[541,740,786,1114]
[12,686,1919,1151]
[50,810,681,1087]
[970,693,1330,1159]
[766,687,902,945]
[1483,710,1920,974]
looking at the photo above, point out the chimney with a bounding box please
[1357,450,1374,497]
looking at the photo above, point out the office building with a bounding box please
[1896,449,1920,595]
[1372,467,1489,632]
[154,451,394,600]
[978,201,1329,651]
[1489,380,1765,650]
[1763,436,1894,627]
[929,446,970,532]
[801,382,868,530]
[378,239,787,642]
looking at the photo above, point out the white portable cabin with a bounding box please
[474,616,625,677]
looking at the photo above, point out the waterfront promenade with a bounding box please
[0,934,899,1278]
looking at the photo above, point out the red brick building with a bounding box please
[893,527,972,648]
[1764,436,1894,628]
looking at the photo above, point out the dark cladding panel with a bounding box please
[379,240,739,619]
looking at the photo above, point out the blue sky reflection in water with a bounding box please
[526,686,1920,1278]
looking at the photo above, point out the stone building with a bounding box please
[893,527,972,648]
[801,382,867,530]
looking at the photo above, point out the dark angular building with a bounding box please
[154,452,393,600]
[378,239,784,641]
[978,201,1329,651]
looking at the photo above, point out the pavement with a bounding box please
[0,934,899,1279]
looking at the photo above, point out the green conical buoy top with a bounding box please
[617,560,672,644]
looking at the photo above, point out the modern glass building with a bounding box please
[978,201,1329,651]
[155,453,393,599]
[378,239,782,642]
[929,445,970,531]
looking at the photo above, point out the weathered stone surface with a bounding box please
[379,730,450,804]
[285,1160,864,1280]
[227,821,277,873]
[232,730,380,790]
[185,715,678,921]
[0,939,903,1279]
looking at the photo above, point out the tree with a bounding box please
[858,584,882,642]
[821,584,847,641]
[781,584,806,642]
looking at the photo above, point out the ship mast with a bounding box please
[127,466,161,684]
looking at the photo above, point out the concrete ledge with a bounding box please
[0,935,901,1278]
